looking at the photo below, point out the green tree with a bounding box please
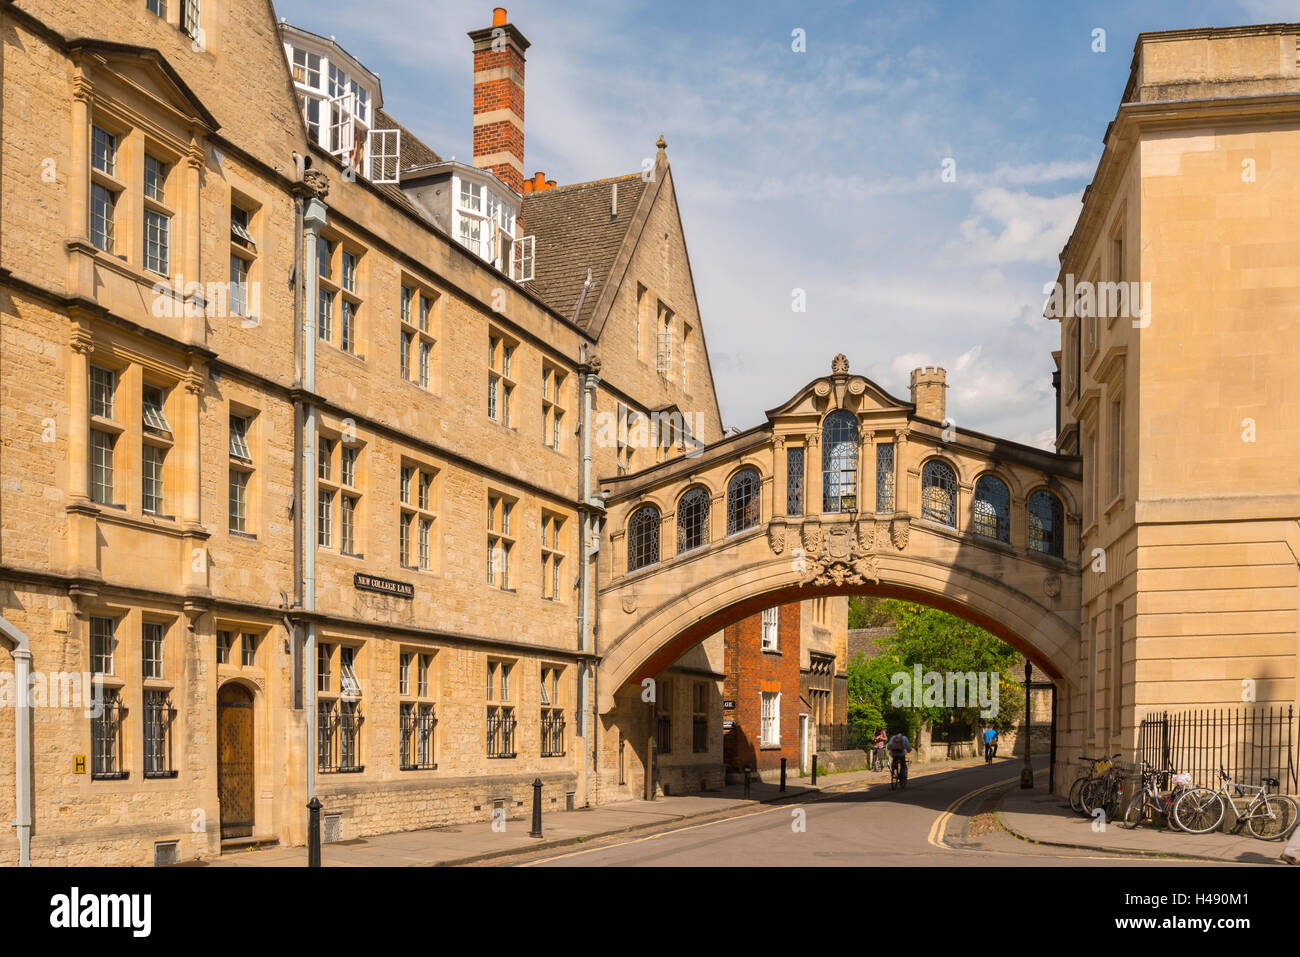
[845,599,1024,734]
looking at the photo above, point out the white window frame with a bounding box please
[512,235,535,282]
[760,691,780,747]
[761,607,778,651]
[367,128,400,184]
[328,92,356,160]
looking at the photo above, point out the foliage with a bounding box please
[846,599,1026,735]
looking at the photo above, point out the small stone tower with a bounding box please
[909,366,947,422]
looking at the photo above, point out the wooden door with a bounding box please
[217,683,254,840]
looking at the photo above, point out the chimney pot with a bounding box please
[493,7,507,26]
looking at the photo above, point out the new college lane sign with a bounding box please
[354,572,415,600]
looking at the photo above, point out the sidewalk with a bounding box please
[202,758,978,867]
[995,786,1292,864]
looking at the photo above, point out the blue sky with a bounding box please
[272,0,1298,446]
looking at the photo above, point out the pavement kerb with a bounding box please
[437,758,983,866]
[990,787,1257,864]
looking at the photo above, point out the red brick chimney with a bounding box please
[468,8,530,195]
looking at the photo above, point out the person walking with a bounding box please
[871,726,888,772]
[982,725,999,763]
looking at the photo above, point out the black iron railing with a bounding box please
[1136,706,1297,794]
[399,702,437,770]
[541,709,565,757]
[816,723,874,752]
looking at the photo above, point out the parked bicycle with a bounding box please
[1122,760,1192,830]
[1069,753,1120,815]
[1173,766,1300,840]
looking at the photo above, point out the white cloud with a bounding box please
[954,187,1081,265]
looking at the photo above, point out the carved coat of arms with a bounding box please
[784,520,880,587]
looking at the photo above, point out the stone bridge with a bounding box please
[595,357,1083,777]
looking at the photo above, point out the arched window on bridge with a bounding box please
[920,459,957,527]
[676,487,710,555]
[821,410,859,513]
[726,468,761,536]
[972,474,1010,542]
[627,504,661,572]
[1027,489,1064,558]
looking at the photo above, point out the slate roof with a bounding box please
[522,173,647,328]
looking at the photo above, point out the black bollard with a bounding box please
[811,754,818,785]
[780,757,787,792]
[307,796,322,868]
[529,778,543,838]
[743,765,751,799]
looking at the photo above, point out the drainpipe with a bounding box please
[577,349,601,807]
[302,191,327,805]
[0,615,33,866]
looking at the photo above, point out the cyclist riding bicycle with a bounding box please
[887,731,912,783]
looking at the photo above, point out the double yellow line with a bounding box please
[926,776,1018,849]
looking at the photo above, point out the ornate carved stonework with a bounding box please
[831,354,849,375]
[767,521,786,555]
[797,520,880,587]
[303,168,330,198]
[890,515,910,551]
[800,522,822,556]
[1043,574,1061,598]
[621,591,638,614]
[875,522,892,550]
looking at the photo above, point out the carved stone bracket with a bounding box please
[890,514,910,551]
[767,520,786,555]
[794,519,881,587]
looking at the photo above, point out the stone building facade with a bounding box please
[1050,24,1300,762]
[0,0,725,865]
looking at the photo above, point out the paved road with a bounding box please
[488,759,1232,867]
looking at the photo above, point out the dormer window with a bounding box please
[284,33,398,184]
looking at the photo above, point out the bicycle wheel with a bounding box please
[1069,777,1088,815]
[1079,778,1100,816]
[1174,788,1226,835]
[1123,794,1151,829]
[1247,794,1299,840]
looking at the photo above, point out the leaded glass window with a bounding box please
[1027,489,1065,558]
[821,410,859,513]
[726,468,761,535]
[786,446,804,516]
[973,475,1010,542]
[676,487,710,555]
[627,505,660,572]
[921,459,957,527]
[876,442,895,512]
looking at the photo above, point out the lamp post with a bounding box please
[1020,660,1035,789]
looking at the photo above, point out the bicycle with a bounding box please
[1122,760,1190,830]
[1174,766,1299,839]
[889,753,908,790]
[1079,758,1126,824]
[1069,753,1120,815]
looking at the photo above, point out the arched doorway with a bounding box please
[217,683,255,840]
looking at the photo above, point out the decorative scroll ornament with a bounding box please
[767,521,786,555]
[797,521,880,587]
[890,515,910,551]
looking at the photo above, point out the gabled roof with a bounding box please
[522,172,647,326]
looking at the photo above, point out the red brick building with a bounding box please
[723,603,802,778]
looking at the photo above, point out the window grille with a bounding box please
[487,706,517,758]
[726,469,761,535]
[786,446,804,516]
[972,475,1010,542]
[675,487,710,555]
[92,690,127,778]
[876,443,895,512]
[821,410,859,513]
[1027,489,1064,558]
[921,460,957,527]
[400,703,437,770]
[143,691,176,778]
[627,505,661,571]
[541,710,565,757]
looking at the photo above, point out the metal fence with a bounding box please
[816,723,874,752]
[1136,706,1297,794]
